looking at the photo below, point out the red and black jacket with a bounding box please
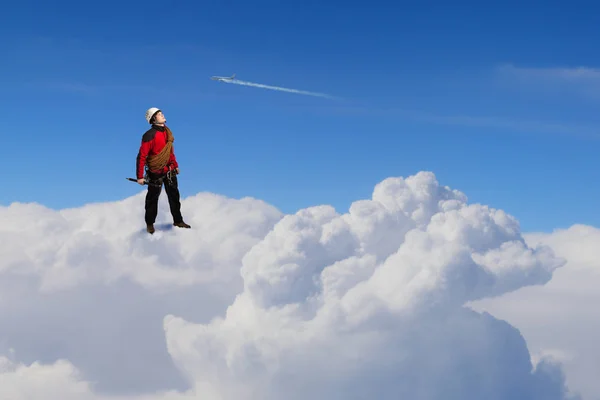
[136,124,178,179]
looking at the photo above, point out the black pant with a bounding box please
[144,171,183,225]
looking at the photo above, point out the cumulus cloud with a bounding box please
[0,192,283,396]
[0,172,582,399]
[471,224,600,400]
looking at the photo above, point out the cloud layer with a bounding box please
[0,172,582,399]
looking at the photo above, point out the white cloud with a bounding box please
[498,64,600,82]
[496,63,600,103]
[0,192,283,396]
[0,357,94,399]
[471,224,600,400]
[0,172,583,399]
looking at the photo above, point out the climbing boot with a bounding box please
[146,224,155,234]
[173,221,191,228]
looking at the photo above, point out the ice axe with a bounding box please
[125,177,162,187]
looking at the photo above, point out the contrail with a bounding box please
[222,78,336,99]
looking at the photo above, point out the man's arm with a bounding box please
[169,146,178,169]
[136,147,149,179]
[136,128,155,179]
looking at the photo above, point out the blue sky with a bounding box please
[3,0,600,232]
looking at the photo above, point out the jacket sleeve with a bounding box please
[136,129,156,179]
[136,140,151,179]
[169,146,178,169]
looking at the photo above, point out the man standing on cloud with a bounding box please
[136,107,191,234]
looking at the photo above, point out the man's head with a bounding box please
[145,107,166,125]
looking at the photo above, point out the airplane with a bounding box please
[211,73,236,82]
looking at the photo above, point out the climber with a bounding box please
[136,107,191,234]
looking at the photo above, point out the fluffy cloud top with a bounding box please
[0,172,582,399]
[471,224,600,400]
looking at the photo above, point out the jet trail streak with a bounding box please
[222,79,335,99]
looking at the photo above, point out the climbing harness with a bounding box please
[126,165,177,188]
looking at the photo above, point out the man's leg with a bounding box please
[145,173,163,231]
[164,173,190,227]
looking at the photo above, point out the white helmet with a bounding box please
[145,107,160,124]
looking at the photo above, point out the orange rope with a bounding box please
[147,126,174,171]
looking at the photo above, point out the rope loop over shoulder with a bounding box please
[146,126,174,172]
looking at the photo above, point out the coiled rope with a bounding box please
[147,125,174,172]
